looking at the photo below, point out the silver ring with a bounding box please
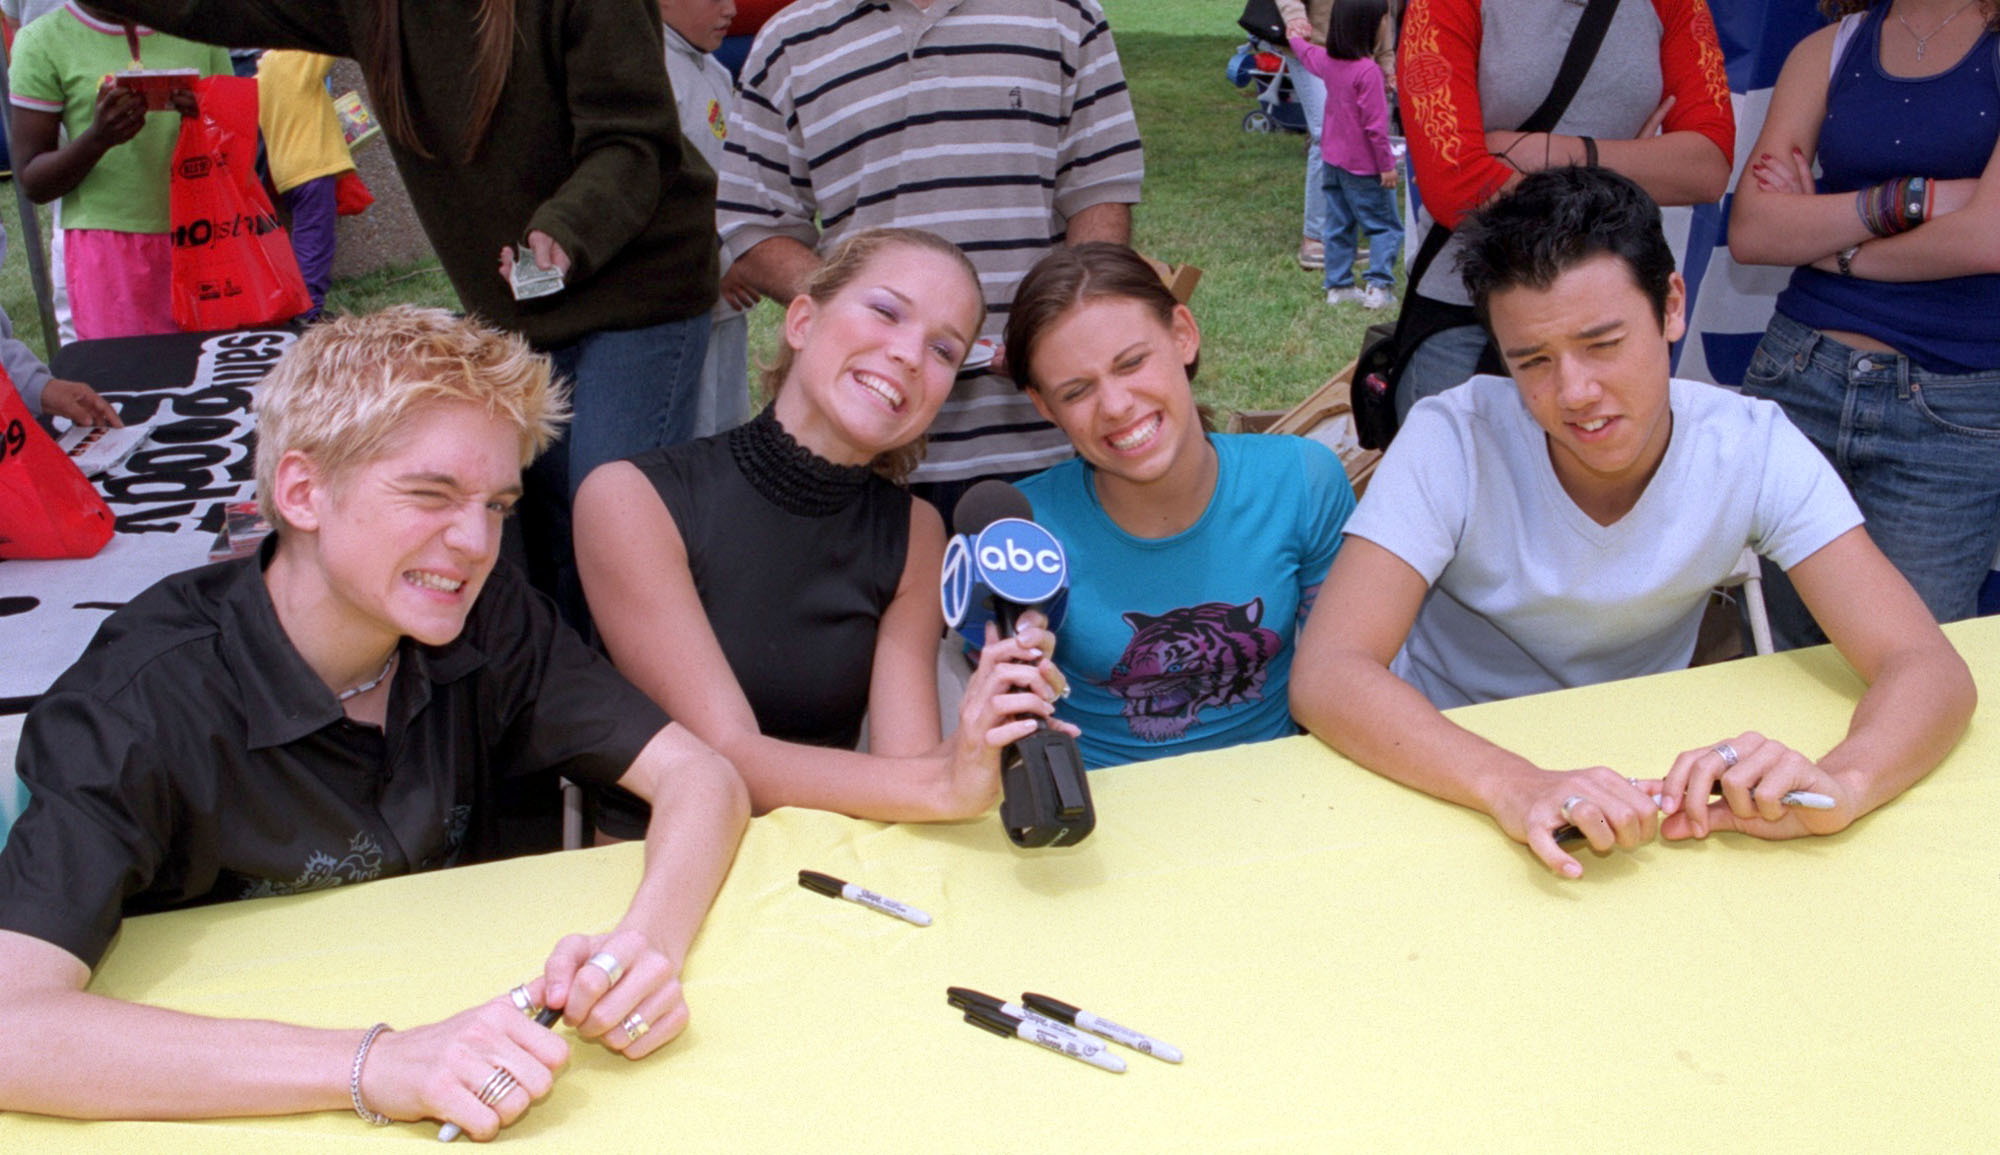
[585,951,624,987]
[476,1065,518,1106]
[1559,794,1586,823]
[621,1011,650,1042]
[1712,742,1739,768]
[509,984,537,1017]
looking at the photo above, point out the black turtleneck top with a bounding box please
[626,405,911,749]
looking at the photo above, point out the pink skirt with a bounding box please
[65,229,177,340]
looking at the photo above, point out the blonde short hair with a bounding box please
[254,306,568,529]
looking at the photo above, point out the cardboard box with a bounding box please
[1227,357,1381,496]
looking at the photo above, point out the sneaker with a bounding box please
[1326,286,1363,305]
[1297,238,1325,270]
[1361,284,1393,310]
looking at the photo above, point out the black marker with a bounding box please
[1554,788,1838,843]
[1022,992,1183,1063]
[947,987,1110,1056]
[960,1003,1126,1072]
[798,869,931,926]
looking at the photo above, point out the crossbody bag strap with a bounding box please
[1375,0,1627,406]
[1404,0,1621,303]
[1519,0,1623,135]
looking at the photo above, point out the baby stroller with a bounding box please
[1227,40,1309,135]
[1228,0,1308,134]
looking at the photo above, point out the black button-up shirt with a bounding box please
[0,544,667,968]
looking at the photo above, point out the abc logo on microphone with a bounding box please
[941,517,1069,645]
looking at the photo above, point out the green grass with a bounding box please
[3,0,1365,417]
[1122,29,1386,417]
[2,189,58,362]
[745,4,1381,416]
[323,257,458,315]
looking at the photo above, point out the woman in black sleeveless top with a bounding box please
[576,228,1069,831]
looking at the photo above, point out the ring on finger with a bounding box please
[1559,794,1586,823]
[476,1065,518,1106]
[509,984,539,1018]
[1712,742,1739,768]
[585,951,624,987]
[621,1011,650,1042]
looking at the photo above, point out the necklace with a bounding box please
[337,653,397,702]
[1898,0,1978,61]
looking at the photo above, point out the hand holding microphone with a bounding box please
[940,481,1095,847]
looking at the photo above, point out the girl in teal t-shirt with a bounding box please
[1006,243,1357,768]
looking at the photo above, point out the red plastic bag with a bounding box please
[0,371,116,560]
[169,76,315,331]
[334,170,374,216]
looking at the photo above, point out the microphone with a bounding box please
[939,480,1094,848]
[940,482,1069,649]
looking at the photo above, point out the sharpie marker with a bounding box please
[1021,992,1183,1063]
[1554,789,1838,844]
[797,869,932,927]
[960,1003,1126,1073]
[947,987,1111,1056]
[438,1005,561,1142]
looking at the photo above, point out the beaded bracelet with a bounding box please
[1855,176,1932,237]
[350,1022,393,1126]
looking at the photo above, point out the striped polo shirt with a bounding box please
[719,0,1145,484]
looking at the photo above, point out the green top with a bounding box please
[9,7,230,233]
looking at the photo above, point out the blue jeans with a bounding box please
[1395,322,1492,423]
[521,314,709,630]
[1743,312,2000,647]
[548,313,709,494]
[1321,166,1401,291]
[1287,56,1327,241]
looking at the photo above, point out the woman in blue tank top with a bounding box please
[1729,0,2000,646]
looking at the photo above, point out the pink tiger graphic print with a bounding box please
[1105,598,1283,743]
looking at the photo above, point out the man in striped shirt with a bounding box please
[718,0,1145,514]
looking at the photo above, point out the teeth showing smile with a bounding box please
[1576,417,1611,433]
[405,570,465,594]
[1109,414,1161,451]
[854,370,907,411]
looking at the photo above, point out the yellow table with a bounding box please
[6,619,1996,1150]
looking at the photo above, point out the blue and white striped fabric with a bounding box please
[1675,1,1827,388]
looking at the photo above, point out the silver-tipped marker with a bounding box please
[1557,788,1841,843]
[798,869,931,926]
[1021,992,1182,1063]
[961,1003,1126,1072]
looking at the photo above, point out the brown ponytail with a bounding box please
[360,0,517,163]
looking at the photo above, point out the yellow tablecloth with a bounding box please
[6,619,1996,1150]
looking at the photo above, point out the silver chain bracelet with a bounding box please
[350,1022,393,1125]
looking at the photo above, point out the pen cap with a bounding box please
[962,1004,1019,1039]
[1020,993,1081,1024]
[947,987,1004,1016]
[797,869,844,898]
